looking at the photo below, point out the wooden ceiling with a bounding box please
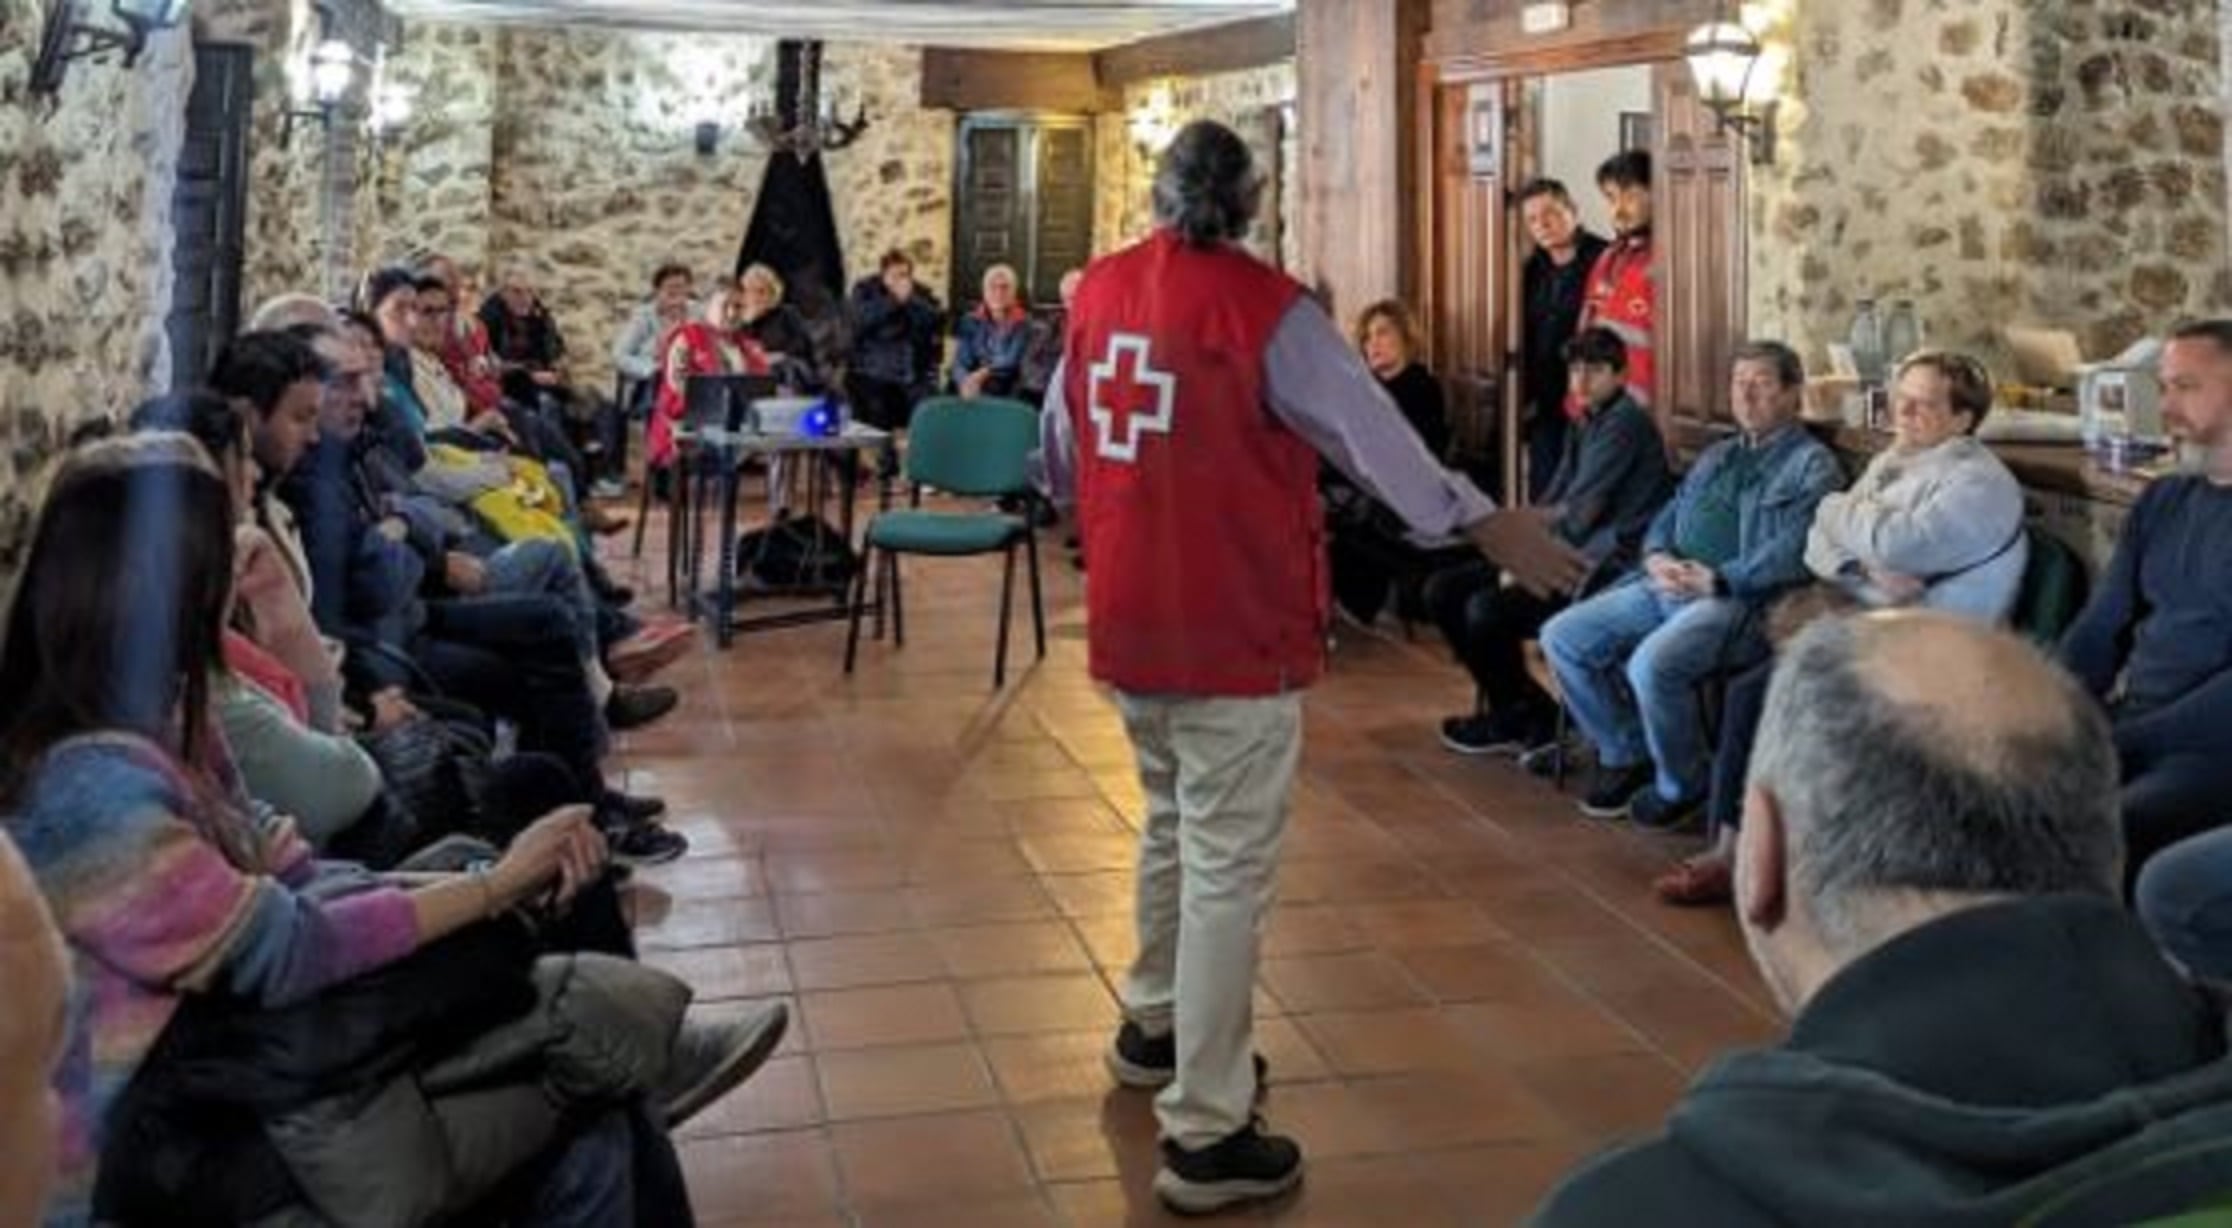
[381,0,1294,51]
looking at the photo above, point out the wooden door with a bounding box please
[1423,77,1526,495]
[953,116,1094,311]
[953,121,1026,310]
[1652,61,1747,452]
[1028,123,1095,304]
[167,42,252,389]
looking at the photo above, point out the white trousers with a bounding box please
[1113,690,1303,1149]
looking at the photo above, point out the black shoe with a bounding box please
[657,1004,789,1128]
[1105,1022,1269,1094]
[1438,710,1543,757]
[606,684,678,731]
[1154,1121,1305,1216]
[1579,763,1655,819]
[1630,788,1706,831]
[607,821,689,866]
[601,789,668,824]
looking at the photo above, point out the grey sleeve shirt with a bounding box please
[1040,298,1497,541]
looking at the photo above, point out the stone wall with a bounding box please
[0,1,193,576]
[1748,0,2231,369]
[377,24,954,391]
[1093,62,1299,272]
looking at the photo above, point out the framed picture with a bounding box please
[1619,110,1653,152]
[1467,83,1502,179]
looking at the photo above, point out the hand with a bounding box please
[1642,552,1686,594]
[445,552,488,595]
[490,805,600,907]
[530,369,561,388]
[469,410,518,444]
[1466,508,1588,598]
[1866,564,1926,604]
[1676,562,1720,598]
[368,687,421,733]
[377,515,410,543]
[960,369,991,398]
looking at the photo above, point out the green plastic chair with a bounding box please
[844,396,1046,688]
[2011,526,2089,648]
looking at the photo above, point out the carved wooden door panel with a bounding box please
[1653,61,1747,452]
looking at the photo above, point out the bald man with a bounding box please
[0,833,69,1226]
[1534,612,2232,1228]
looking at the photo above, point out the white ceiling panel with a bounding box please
[383,0,1292,51]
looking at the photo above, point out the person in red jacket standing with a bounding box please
[1579,150,1655,412]
[1042,120,1585,1215]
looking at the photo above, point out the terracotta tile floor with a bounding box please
[601,507,1778,1226]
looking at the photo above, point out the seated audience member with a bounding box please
[213,329,684,863]
[0,434,751,1226]
[846,249,945,432]
[477,264,625,491]
[1,833,67,1228]
[1018,268,1084,408]
[738,262,819,387]
[1323,298,1461,626]
[952,263,1033,399]
[1533,612,2232,1227]
[479,264,570,390]
[1540,341,1842,823]
[415,252,508,419]
[614,262,698,412]
[1660,351,2026,904]
[1434,326,1672,753]
[2065,319,2232,886]
[648,282,772,468]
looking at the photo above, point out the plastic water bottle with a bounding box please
[1849,299,1886,385]
[1883,300,1922,371]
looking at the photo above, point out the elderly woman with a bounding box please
[647,282,772,468]
[1656,349,2026,906]
[951,263,1033,399]
[737,262,818,385]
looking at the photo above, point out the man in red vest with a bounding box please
[1042,120,1585,1214]
[1579,150,1655,411]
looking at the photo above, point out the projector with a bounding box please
[747,396,842,437]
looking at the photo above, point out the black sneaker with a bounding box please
[1579,763,1655,819]
[606,684,679,731]
[1154,1121,1305,1215]
[1630,788,1706,831]
[1438,710,1545,757]
[658,1003,789,1128]
[600,789,669,824]
[607,821,689,866]
[1105,1021,1269,1094]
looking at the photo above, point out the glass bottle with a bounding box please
[1849,298,1886,386]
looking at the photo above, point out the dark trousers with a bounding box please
[2120,739,2232,882]
[1424,559,1565,715]
[847,373,921,433]
[415,594,606,797]
[1525,402,1570,502]
[1706,658,1775,834]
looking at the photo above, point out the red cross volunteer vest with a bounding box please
[1579,231,1655,412]
[1063,228,1323,697]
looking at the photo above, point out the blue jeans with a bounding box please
[486,538,604,666]
[2135,826,2232,984]
[1540,578,1763,801]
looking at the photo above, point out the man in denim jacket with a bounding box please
[1541,340,1843,823]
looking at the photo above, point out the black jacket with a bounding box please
[1533,894,2232,1227]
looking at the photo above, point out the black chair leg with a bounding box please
[1024,523,1046,662]
[995,541,1018,689]
[632,462,656,559]
[888,551,906,647]
[844,545,872,674]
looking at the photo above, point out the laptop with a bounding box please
[682,373,781,433]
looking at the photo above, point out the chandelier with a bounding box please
[746,40,869,161]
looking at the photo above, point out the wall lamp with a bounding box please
[1685,2,1781,165]
[283,37,357,146]
[29,0,190,98]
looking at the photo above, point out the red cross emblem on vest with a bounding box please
[1087,333,1176,463]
